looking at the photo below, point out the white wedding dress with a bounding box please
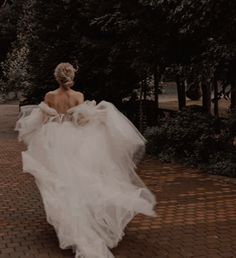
[15,100,156,258]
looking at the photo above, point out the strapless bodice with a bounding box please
[38,100,99,124]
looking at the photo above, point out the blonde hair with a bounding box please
[54,63,76,89]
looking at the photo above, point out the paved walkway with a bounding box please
[0,105,236,258]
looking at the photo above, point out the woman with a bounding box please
[16,63,156,258]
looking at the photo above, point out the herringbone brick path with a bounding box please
[0,105,236,258]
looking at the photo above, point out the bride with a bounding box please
[15,63,156,258]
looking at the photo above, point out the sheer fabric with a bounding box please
[15,100,156,258]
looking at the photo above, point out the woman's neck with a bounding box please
[59,85,71,92]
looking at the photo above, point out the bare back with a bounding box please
[44,88,84,114]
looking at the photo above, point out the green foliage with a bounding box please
[25,0,157,102]
[1,44,31,94]
[0,0,25,63]
[0,0,235,107]
[145,109,236,176]
[0,0,35,96]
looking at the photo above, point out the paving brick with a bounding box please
[0,105,236,257]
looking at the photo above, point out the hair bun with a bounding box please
[64,81,74,88]
[54,63,76,89]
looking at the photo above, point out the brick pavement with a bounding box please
[0,105,236,258]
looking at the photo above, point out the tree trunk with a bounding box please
[176,74,186,110]
[201,80,212,114]
[153,66,159,109]
[139,81,144,132]
[142,78,148,131]
[230,80,236,111]
[213,78,219,117]
[153,65,160,123]
[143,78,147,101]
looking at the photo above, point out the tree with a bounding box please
[6,0,235,119]
[0,0,25,63]
[1,44,30,95]
[168,0,236,114]
[0,0,34,96]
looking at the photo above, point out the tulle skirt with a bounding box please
[17,101,156,258]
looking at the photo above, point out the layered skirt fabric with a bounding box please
[16,100,156,258]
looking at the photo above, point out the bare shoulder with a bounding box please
[73,90,84,103]
[44,90,57,104]
[76,91,84,98]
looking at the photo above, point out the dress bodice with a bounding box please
[38,101,75,123]
[38,100,99,124]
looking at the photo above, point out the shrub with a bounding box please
[1,43,32,97]
[144,109,236,177]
